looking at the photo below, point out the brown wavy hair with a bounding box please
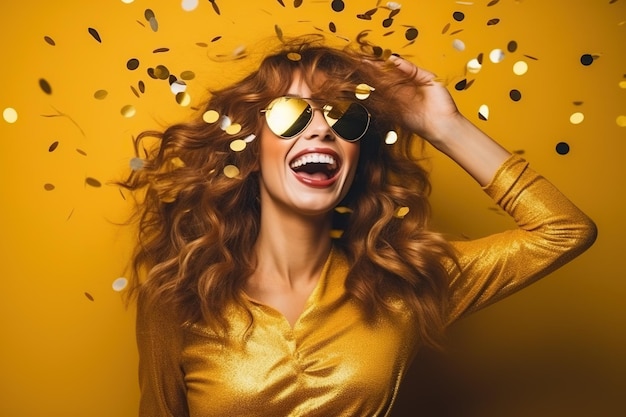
[121,34,457,348]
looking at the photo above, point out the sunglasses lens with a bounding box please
[323,102,370,141]
[265,97,312,138]
[264,97,370,141]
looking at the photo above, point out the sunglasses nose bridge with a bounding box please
[304,106,336,141]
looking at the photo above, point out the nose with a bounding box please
[303,107,335,141]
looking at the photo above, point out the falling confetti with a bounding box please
[487,18,500,26]
[225,123,242,135]
[88,27,102,43]
[181,0,199,11]
[39,79,52,95]
[121,105,136,118]
[453,11,465,21]
[513,61,528,75]
[209,0,221,15]
[580,54,594,66]
[85,177,102,187]
[94,90,108,99]
[616,115,626,127]
[48,141,59,152]
[112,277,129,292]
[570,112,584,124]
[405,27,418,41]
[394,206,410,218]
[452,39,465,51]
[478,104,489,121]
[3,107,18,123]
[454,79,467,91]
[385,130,398,144]
[223,165,240,178]
[507,40,518,52]
[467,58,482,74]
[175,92,191,106]
[556,142,570,155]
[509,89,522,101]
[126,58,140,70]
[84,292,95,301]
[203,110,220,123]
[355,83,375,100]
[230,139,247,152]
[44,183,55,191]
[331,0,345,12]
[44,36,56,46]
[489,49,505,63]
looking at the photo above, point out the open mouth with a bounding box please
[289,152,340,182]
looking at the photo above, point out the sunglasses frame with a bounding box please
[260,96,371,142]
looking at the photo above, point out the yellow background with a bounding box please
[0,1,624,416]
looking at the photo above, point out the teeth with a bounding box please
[290,153,337,170]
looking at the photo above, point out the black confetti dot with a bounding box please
[382,18,394,28]
[44,36,56,46]
[153,47,169,53]
[580,54,594,66]
[507,40,518,53]
[405,27,418,41]
[509,89,522,101]
[487,18,500,26]
[294,0,303,8]
[39,78,52,94]
[48,141,59,152]
[44,183,55,191]
[138,80,145,93]
[556,142,570,155]
[85,177,102,187]
[127,58,140,70]
[453,11,465,21]
[88,27,102,43]
[329,22,336,32]
[331,0,345,12]
[487,0,500,6]
[455,79,467,91]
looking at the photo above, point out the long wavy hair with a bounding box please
[121,34,457,348]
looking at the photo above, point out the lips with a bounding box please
[288,148,341,187]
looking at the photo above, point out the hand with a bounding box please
[386,55,465,148]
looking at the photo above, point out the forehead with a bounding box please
[284,70,331,98]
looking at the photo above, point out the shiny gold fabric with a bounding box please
[136,155,596,417]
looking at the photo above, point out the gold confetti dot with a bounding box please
[394,206,410,218]
[225,123,242,135]
[203,110,220,123]
[85,177,102,187]
[619,80,626,89]
[355,83,375,100]
[94,89,108,99]
[44,183,55,191]
[385,130,398,145]
[287,52,302,61]
[3,107,18,123]
[121,105,136,118]
[230,139,247,152]
[223,165,240,178]
[467,58,482,74]
[176,92,191,106]
[513,61,528,76]
[335,206,353,214]
[180,70,195,80]
[329,229,344,239]
[616,115,626,127]
[569,112,584,125]
[478,104,489,121]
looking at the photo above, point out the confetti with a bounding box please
[88,27,102,43]
[112,277,128,292]
[355,83,375,100]
[130,157,144,170]
[44,183,55,191]
[385,130,398,144]
[331,0,345,12]
[176,92,191,106]
[616,115,626,127]
[405,27,418,41]
[180,70,195,80]
[287,52,302,61]
[454,79,467,91]
[394,206,410,218]
[85,177,102,187]
[181,0,199,11]
[243,134,256,143]
[209,0,221,15]
[507,40,518,53]
[556,142,570,155]
[223,165,240,178]
[225,123,242,135]
[48,141,59,152]
[84,292,95,301]
[230,139,247,152]
[513,61,528,75]
[489,49,505,63]
[171,80,187,94]
[570,112,584,124]
[452,39,465,51]
[3,107,18,123]
[580,54,594,66]
[121,105,136,118]
[467,58,482,74]
[453,11,465,21]
[203,110,220,123]
[487,0,500,6]
[478,104,489,121]
[335,206,353,214]
[126,58,140,70]
[44,36,56,46]
[94,90,108,99]
[39,79,52,95]
[487,18,500,26]
[509,89,522,101]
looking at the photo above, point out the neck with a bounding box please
[252,202,333,289]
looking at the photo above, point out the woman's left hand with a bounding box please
[386,55,465,148]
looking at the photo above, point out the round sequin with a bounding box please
[223,165,240,178]
[513,61,528,75]
[355,83,375,100]
[556,142,570,155]
[509,89,522,101]
[287,52,302,61]
[385,130,398,145]
[121,105,136,117]
[230,139,247,152]
[203,110,220,123]
[181,0,199,11]
[171,80,187,94]
[130,157,144,170]
[489,49,505,63]
[3,107,18,123]
[225,123,242,135]
[126,58,140,70]
[243,134,256,143]
[478,104,489,121]
[394,206,410,218]
[176,92,191,106]
[94,90,108,99]
[616,115,626,127]
[467,58,482,74]
[331,0,344,12]
[570,112,584,124]
[580,54,594,66]
[453,11,465,21]
[452,39,465,51]
[112,277,128,292]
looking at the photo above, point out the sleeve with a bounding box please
[445,154,597,325]
[136,291,190,417]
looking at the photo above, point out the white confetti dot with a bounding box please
[513,61,528,76]
[130,157,144,170]
[452,39,465,51]
[112,277,128,292]
[386,2,402,10]
[478,104,489,120]
[170,80,187,94]
[570,112,584,125]
[181,0,199,11]
[3,107,18,123]
[243,134,256,143]
[489,49,505,63]
[121,0,134,3]
[385,130,398,145]
[219,115,232,130]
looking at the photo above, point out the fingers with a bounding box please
[388,55,436,83]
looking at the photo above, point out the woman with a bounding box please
[123,35,596,416]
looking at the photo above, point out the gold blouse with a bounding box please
[136,155,596,417]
